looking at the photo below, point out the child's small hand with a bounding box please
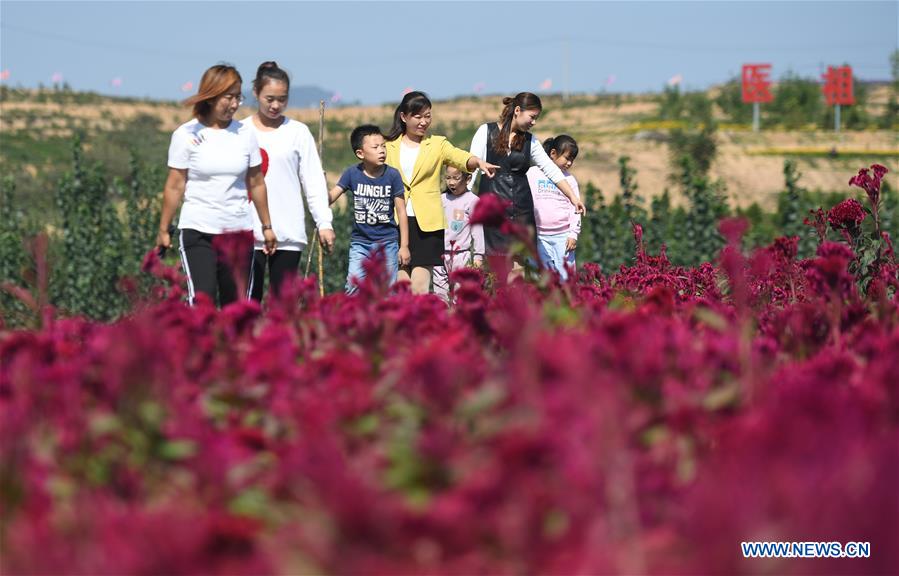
[573,199,586,214]
[398,246,411,266]
[566,238,577,253]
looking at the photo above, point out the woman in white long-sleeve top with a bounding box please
[468,92,585,264]
[242,61,336,301]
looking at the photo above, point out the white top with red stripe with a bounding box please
[242,116,333,251]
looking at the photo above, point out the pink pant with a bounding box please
[432,252,475,303]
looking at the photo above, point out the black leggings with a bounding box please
[248,249,303,302]
[179,229,253,307]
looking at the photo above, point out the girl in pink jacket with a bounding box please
[526,135,581,281]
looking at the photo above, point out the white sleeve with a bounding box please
[530,135,565,184]
[568,176,581,239]
[297,125,333,231]
[247,128,262,167]
[467,123,489,192]
[167,128,190,169]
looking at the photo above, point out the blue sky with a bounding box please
[1,1,896,105]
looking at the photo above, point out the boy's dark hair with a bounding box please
[543,134,579,161]
[351,124,383,153]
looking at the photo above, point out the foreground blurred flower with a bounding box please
[469,193,510,227]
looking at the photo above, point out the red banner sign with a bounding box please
[822,66,855,106]
[741,64,773,104]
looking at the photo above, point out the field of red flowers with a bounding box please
[1,165,897,575]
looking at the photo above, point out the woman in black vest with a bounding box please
[469,92,585,266]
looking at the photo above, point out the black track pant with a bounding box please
[178,228,252,307]
[248,249,303,302]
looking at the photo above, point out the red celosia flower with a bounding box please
[849,163,889,209]
[4,166,899,576]
[771,235,799,261]
[633,222,644,260]
[804,208,828,243]
[826,198,866,231]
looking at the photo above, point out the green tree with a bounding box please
[53,136,128,320]
[715,78,754,125]
[879,49,899,129]
[0,176,33,325]
[646,189,673,256]
[618,156,647,224]
[658,85,683,120]
[676,155,729,265]
[778,160,805,237]
[115,152,164,284]
[669,126,718,176]
[771,73,822,128]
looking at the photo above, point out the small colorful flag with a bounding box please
[539,78,552,91]
[0,70,10,82]
[605,74,616,87]
[667,73,683,87]
[330,91,342,104]
[181,81,194,93]
[51,72,64,83]
[110,77,123,88]
[402,87,414,96]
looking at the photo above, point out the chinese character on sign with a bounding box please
[741,64,773,103]
[822,66,854,105]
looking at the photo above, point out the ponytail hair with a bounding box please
[183,64,242,121]
[387,91,432,141]
[492,92,542,155]
[253,61,290,94]
[543,134,579,161]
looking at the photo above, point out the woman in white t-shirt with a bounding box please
[156,64,277,307]
[242,61,335,302]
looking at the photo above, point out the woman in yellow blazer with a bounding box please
[386,91,498,295]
